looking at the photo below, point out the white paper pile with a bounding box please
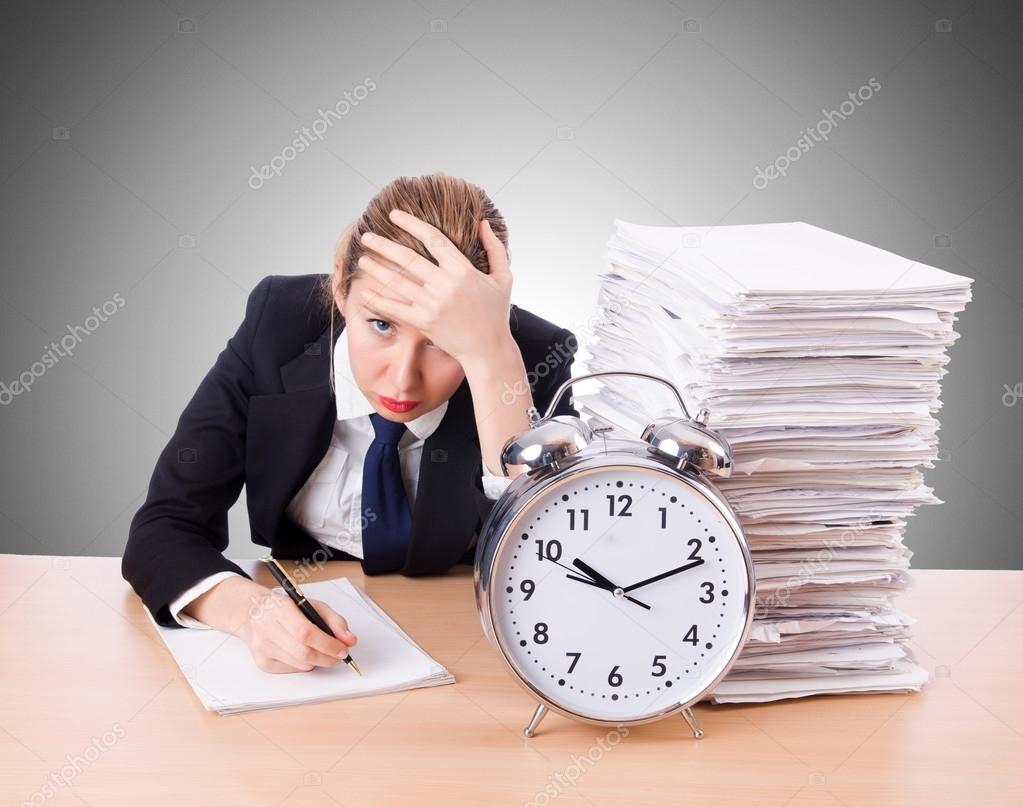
[576,219,972,704]
[146,575,455,714]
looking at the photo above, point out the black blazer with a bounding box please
[123,273,579,627]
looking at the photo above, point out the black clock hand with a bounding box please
[572,558,618,589]
[622,558,705,593]
[564,574,652,610]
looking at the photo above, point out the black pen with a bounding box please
[260,555,362,676]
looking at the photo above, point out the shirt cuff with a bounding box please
[168,571,241,629]
[481,451,514,500]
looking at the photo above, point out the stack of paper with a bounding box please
[146,576,455,714]
[576,219,972,704]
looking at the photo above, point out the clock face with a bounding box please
[486,462,752,723]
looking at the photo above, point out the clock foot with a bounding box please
[682,707,704,739]
[523,703,548,738]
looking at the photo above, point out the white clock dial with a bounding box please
[487,464,751,723]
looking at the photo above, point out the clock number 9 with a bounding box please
[520,579,535,601]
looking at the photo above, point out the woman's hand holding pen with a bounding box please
[184,576,358,674]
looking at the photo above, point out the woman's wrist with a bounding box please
[184,575,269,635]
[459,329,520,383]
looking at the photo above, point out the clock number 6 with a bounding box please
[607,665,623,687]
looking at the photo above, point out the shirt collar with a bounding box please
[332,326,448,441]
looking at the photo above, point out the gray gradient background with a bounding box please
[1,0,1020,568]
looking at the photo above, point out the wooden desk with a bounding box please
[1,556,1020,806]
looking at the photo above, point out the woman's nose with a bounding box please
[389,345,421,395]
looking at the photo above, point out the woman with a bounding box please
[122,173,579,673]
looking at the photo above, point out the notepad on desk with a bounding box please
[144,577,455,715]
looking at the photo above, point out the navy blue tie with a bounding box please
[360,413,413,574]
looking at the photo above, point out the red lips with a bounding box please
[379,395,421,413]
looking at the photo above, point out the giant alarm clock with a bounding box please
[473,371,755,739]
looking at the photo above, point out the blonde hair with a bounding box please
[321,171,509,398]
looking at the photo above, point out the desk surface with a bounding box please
[1,556,1020,806]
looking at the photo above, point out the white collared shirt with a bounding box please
[168,327,514,628]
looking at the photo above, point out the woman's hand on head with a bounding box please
[354,209,514,366]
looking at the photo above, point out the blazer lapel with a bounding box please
[246,325,337,554]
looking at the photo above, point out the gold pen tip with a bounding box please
[347,658,362,676]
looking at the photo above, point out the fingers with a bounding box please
[479,219,511,278]
[309,599,358,647]
[357,253,423,304]
[249,634,316,673]
[275,603,350,664]
[360,227,434,284]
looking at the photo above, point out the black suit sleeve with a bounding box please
[122,276,275,627]
[466,325,580,543]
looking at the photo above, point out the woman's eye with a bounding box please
[368,318,392,335]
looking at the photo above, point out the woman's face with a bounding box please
[338,275,466,422]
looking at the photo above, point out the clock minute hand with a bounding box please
[621,558,705,593]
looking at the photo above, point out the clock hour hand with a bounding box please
[622,558,705,593]
[564,574,652,610]
[572,558,618,589]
